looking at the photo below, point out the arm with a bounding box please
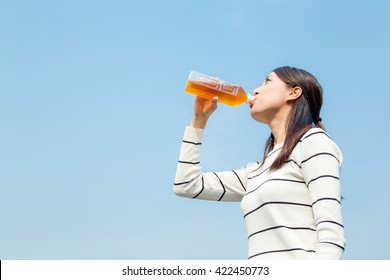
[173,126,247,201]
[300,130,346,259]
[173,96,248,201]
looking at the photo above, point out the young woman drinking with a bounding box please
[174,66,345,260]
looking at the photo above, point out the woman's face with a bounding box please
[250,72,292,124]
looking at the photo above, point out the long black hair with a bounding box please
[263,66,325,171]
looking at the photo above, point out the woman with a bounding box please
[173,66,345,260]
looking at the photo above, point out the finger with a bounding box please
[211,96,218,105]
[206,97,218,114]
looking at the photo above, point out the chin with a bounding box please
[250,110,267,124]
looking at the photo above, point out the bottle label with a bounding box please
[199,76,219,90]
[220,82,239,96]
[196,73,239,96]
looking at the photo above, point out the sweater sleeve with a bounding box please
[300,130,346,259]
[173,126,248,202]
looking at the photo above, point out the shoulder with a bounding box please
[294,127,343,165]
[300,127,331,143]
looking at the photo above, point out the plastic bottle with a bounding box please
[185,71,254,106]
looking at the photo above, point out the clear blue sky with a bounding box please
[0,0,389,260]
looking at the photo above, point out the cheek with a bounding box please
[259,88,286,107]
[256,93,278,109]
[250,92,285,120]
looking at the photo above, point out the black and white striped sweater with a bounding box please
[174,126,345,260]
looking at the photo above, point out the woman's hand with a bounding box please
[191,96,218,129]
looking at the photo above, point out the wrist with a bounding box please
[191,116,208,129]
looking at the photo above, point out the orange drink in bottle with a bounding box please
[185,71,253,106]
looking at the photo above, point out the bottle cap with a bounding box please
[246,94,254,104]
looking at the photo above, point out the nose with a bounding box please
[252,86,261,96]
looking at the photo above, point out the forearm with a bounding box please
[173,126,247,201]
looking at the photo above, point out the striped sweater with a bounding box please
[174,126,346,260]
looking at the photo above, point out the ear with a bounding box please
[286,86,302,101]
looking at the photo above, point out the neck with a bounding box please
[268,109,290,145]
[270,122,286,145]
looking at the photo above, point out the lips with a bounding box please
[249,99,255,109]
